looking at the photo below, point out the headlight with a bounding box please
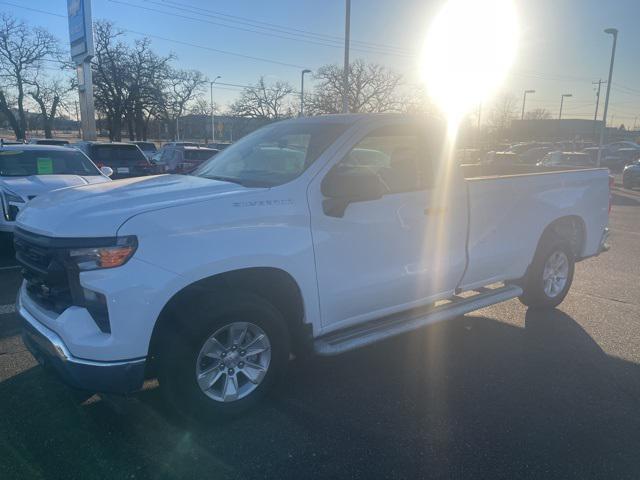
[69,236,138,271]
[1,188,25,204]
[1,188,25,221]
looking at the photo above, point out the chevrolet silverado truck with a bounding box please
[14,114,610,417]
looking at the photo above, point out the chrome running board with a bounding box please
[313,284,523,356]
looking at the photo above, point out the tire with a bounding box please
[519,236,575,309]
[157,291,290,420]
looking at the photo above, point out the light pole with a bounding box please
[210,75,221,145]
[300,69,311,116]
[521,89,535,120]
[558,93,572,120]
[598,28,618,167]
[342,0,351,113]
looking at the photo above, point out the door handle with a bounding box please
[424,207,447,216]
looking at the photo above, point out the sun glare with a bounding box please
[421,0,519,125]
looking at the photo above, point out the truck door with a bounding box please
[308,122,468,331]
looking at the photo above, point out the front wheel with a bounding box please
[519,238,575,309]
[158,292,290,420]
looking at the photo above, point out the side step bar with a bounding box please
[313,284,523,356]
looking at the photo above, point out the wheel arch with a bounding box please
[146,267,310,373]
[530,215,586,268]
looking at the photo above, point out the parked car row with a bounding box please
[0,145,112,234]
[0,139,222,236]
[462,139,640,175]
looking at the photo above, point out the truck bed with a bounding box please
[457,165,610,291]
[460,163,595,179]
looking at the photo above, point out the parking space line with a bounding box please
[0,304,16,314]
[0,265,20,271]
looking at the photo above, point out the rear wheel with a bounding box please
[519,237,575,309]
[158,291,290,420]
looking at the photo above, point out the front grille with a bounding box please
[14,229,75,313]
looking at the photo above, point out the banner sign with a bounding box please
[67,0,94,63]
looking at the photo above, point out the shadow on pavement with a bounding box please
[1,310,640,479]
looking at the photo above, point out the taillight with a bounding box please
[608,175,614,213]
[97,162,104,168]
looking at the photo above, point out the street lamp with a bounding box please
[598,28,618,167]
[300,69,311,116]
[559,93,572,120]
[210,75,221,144]
[521,89,535,120]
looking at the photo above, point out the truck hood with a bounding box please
[1,174,109,199]
[16,174,252,237]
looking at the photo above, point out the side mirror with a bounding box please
[321,167,385,217]
[100,166,114,177]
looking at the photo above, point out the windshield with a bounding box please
[90,145,148,166]
[194,122,347,187]
[0,149,101,177]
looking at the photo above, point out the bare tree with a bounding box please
[307,59,402,114]
[524,108,551,120]
[229,77,294,119]
[92,21,130,140]
[125,37,172,141]
[0,13,61,139]
[93,21,176,141]
[189,96,218,116]
[159,68,207,139]
[28,76,72,138]
[487,94,518,132]
[397,85,438,116]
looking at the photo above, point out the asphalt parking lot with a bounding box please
[0,187,639,480]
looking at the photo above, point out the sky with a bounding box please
[2,0,640,126]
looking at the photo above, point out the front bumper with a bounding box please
[18,293,146,394]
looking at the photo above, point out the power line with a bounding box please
[0,1,310,69]
[106,0,415,58]
[154,0,411,54]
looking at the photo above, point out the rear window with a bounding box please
[184,150,216,161]
[0,149,101,177]
[135,142,157,152]
[34,140,69,146]
[90,145,147,166]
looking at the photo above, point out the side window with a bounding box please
[337,125,432,194]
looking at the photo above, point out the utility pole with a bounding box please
[342,0,351,113]
[592,79,603,140]
[74,101,81,138]
[300,69,311,116]
[521,89,535,120]
[476,103,482,148]
[559,93,572,120]
[598,28,618,167]
[210,75,221,145]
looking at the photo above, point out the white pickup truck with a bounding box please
[14,114,610,417]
